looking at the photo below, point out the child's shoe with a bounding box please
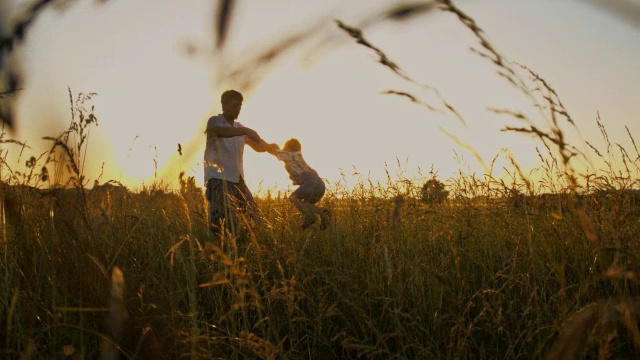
[301,216,317,230]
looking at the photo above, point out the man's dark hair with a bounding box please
[221,89,243,104]
[283,138,302,152]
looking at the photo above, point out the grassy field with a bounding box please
[1,159,639,359]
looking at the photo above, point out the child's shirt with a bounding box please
[275,150,317,185]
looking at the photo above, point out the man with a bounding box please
[204,89,278,238]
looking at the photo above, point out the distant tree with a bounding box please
[421,177,448,206]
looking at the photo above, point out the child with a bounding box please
[271,138,331,229]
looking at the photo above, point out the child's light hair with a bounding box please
[283,138,301,152]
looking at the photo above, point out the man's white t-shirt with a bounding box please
[204,114,246,184]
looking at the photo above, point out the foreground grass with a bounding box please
[1,174,639,359]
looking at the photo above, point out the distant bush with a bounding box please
[421,178,449,206]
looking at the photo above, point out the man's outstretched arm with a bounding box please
[247,137,279,153]
[207,125,259,140]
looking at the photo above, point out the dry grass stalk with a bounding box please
[547,299,640,360]
[334,19,466,126]
[101,266,127,360]
[546,302,602,360]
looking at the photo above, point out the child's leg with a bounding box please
[289,195,320,226]
[291,174,328,229]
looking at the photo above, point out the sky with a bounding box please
[3,0,640,194]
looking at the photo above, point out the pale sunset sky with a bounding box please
[3,0,639,194]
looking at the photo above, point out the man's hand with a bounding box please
[266,143,280,155]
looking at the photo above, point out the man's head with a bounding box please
[221,90,243,121]
[283,138,302,152]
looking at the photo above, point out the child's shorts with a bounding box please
[291,171,326,204]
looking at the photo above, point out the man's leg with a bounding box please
[206,178,226,236]
[207,178,252,255]
[235,177,262,232]
[218,177,262,250]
